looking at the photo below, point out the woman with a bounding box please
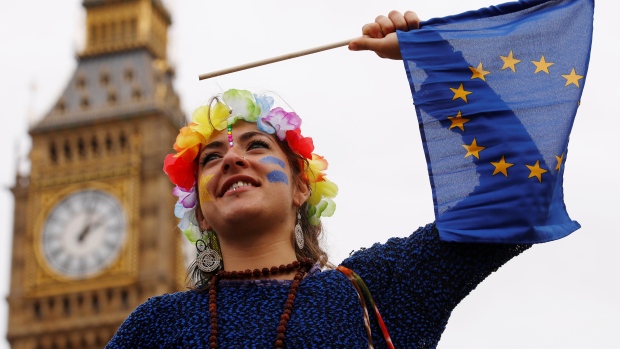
[107,11,531,348]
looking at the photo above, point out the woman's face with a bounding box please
[195,121,308,233]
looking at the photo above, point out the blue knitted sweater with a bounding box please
[106,223,530,348]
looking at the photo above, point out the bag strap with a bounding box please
[336,265,396,349]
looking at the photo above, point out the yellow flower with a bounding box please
[190,101,229,140]
[173,124,206,162]
[308,179,338,206]
[305,154,328,182]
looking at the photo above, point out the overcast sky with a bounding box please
[1,1,618,348]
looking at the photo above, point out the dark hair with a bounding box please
[187,122,330,289]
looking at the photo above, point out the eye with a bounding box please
[247,139,270,151]
[200,152,221,166]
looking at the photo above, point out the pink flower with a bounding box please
[262,107,302,140]
[173,186,196,209]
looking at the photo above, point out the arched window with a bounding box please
[49,142,58,164]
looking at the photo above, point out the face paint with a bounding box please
[266,170,289,184]
[199,174,214,205]
[259,156,285,169]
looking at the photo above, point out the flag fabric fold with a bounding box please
[397,0,594,243]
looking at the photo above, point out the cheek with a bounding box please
[198,174,214,205]
[260,155,290,185]
[259,156,286,169]
[266,170,289,184]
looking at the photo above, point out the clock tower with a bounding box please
[6,1,186,348]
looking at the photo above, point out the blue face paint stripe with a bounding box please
[259,156,285,169]
[266,170,289,184]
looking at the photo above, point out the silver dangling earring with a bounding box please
[196,230,221,272]
[295,210,304,250]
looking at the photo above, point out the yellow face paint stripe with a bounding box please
[199,174,214,204]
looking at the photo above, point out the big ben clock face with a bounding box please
[41,189,127,279]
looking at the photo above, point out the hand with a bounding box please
[349,10,420,60]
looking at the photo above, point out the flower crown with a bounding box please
[163,89,338,243]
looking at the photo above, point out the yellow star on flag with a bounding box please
[448,111,470,131]
[555,153,564,171]
[532,55,554,74]
[500,50,521,72]
[450,83,473,103]
[199,174,214,203]
[562,68,584,87]
[469,62,491,81]
[526,160,548,183]
[490,156,514,177]
[462,138,486,159]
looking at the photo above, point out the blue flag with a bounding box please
[398,0,594,243]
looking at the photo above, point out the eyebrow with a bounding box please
[202,131,269,151]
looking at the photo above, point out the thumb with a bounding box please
[348,34,401,60]
[348,36,377,52]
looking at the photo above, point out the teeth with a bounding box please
[229,181,252,192]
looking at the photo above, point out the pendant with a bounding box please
[197,248,221,272]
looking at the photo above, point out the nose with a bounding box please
[222,150,247,172]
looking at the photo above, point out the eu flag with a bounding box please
[397,0,594,243]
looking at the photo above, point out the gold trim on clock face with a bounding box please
[41,189,127,279]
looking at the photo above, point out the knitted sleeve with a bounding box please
[341,222,531,347]
[105,297,160,348]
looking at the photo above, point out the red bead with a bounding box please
[253,269,261,277]
[262,268,270,275]
[270,266,279,274]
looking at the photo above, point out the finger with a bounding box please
[375,15,395,37]
[388,10,408,32]
[348,34,402,60]
[362,23,384,39]
[348,35,369,51]
[404,11,421,30]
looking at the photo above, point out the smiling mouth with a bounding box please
[225,181,255,195]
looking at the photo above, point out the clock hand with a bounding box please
[89,218,105,231]
[77,222,92,243]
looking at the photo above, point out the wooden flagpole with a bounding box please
[198,38,355,80]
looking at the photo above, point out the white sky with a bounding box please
[1,1,618,348]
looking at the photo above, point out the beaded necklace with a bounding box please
[208,258,314,349]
